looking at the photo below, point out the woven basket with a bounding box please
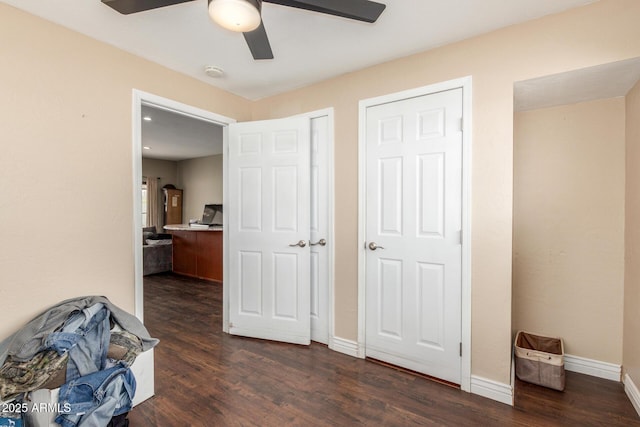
[515,331,565,391]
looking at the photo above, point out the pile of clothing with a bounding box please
[0,296,158,427]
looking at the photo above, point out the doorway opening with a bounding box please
[132,90,236,321]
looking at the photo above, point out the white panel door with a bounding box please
[228,116,311,345]
[365,88,463,384]
[310,115,329,344]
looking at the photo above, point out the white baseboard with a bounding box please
[329,336,361,358]
[470,375,514,406]
[564,354,621,382]
[336,342,513,407]
[624,374,640,417]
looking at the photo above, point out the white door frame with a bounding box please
[131,90,235,405]
[297,108,335,346]
[357,77,472,392]
[222,108,335,342]
[131,89,236,322]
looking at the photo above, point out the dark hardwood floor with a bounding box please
[129,273,640,426]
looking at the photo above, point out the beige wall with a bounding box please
[513,98,626,364]
[177,155,224,222]
[625,80,640,385]
[142,155,223,228]
[251,0,640,383]
[0,4,250,340]
[4,0,640,388]
[142,158,178,230]
[141,158,178,191]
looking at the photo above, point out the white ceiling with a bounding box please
[3,0,597,101]
[514,57,640,112]
[141,104,223,161]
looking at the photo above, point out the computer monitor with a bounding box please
[201,204,223,225]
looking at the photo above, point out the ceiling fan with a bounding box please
[101,0,386,60]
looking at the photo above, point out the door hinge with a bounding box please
[459,342,462,357]
[459,117,463,132]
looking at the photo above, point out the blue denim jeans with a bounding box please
[55,365,136,427]
[45,303,110,382]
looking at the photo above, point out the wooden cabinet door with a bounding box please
[196,232,223,282]
[172,231,197,277]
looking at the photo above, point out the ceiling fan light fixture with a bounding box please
[208,0,261,33]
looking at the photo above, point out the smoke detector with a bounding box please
[204,65,225,78]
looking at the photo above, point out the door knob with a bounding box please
[289,240,307,248]
[310,238,327,247]
[368,242,385,251]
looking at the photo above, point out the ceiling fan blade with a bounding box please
[243,22,274,60]
[264,0,385,23]
[101,0,196,15]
